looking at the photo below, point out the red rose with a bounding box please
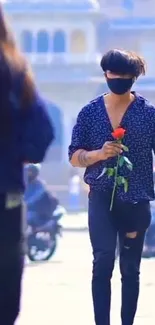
[112,127,126,140]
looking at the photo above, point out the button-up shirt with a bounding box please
[68,93,155,202]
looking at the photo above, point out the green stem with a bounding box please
[110,154,120,211]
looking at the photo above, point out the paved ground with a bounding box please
[17,231,155,325]
[61,212,88,231]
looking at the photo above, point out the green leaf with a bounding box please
[107,168,114,177]
[97,167,107,179]
[124,157,133,170]
[117,176,128,192]
[117,176,124,185]
[119,156,125,167]
[123,178,128,192]
[122,145,129,152]
[127,164,133,171]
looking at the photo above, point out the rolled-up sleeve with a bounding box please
[68,106,90,161]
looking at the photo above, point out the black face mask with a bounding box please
[107,77,134,95]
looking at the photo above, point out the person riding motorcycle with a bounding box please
[24,164,59,234]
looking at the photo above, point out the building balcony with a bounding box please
[25,53,101,65]
[25,53,102,85]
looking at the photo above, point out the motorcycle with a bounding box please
[27,205,66,262]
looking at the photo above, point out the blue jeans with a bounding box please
[88,190,150,325]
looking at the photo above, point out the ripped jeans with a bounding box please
[88,190,151,325]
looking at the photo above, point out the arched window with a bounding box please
[70,30,87,53]
[53,30,66,53]
[36,30,49,53]
[21,30,33,53]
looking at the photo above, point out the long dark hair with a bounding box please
[0,5,35,140]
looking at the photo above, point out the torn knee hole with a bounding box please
[125,232,138,239]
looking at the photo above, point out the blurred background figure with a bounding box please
[68,170,81,212]
[143,201,155,258]
[143,169,155,257]
[24,163,59,232]
[24,163,65,262]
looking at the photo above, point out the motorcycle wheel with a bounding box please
[27,237,57,262]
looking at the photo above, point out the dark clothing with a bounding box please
[0,254,23,325]
[0,200,24,325]
[69,93,155,202]
[88,190,148,325]
[19,95,54,166]
[25,179,58,228]
[0,71,54,242]
[0,195,25,251]
[25,180,51,213]
[0,64,54,193]
[0,58,54,324]
[0,94,54,193]
[112,195,151,233]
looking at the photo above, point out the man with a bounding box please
[24,164,58,233]
[68,49,155,325]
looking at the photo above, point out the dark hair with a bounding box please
[0,6,35,103]
[100,49,146,78]
[0,6,35,140]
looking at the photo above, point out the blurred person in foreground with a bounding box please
[0,6,54,325]
[24,163,59,233]
[68,49,155,325]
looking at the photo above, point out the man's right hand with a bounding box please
[70,142,123,167]
[98,141,123,160]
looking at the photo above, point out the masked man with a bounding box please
[68,49,155,325]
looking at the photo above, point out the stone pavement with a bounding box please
[61,212,88,231]
[17,232,155,325]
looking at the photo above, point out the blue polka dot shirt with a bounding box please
[68,93,155,202]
